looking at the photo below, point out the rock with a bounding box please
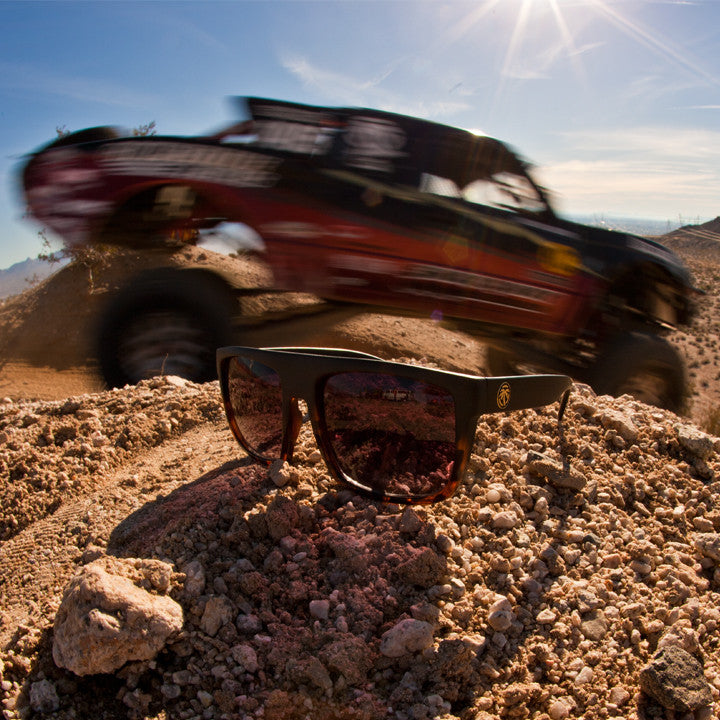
[524,451,586,490]
[548,699,571,719]
[639,645,713,712]
[537,608,556,624]
[488,609,514,632]
[29,679,59,713]
[676,424,715,460]
[492,510,519,529]
[269,460,292,488]
[309,599,330,620]
[398,507,424,534]
[53,559,183,676]
[183,559,206,597]
[599,410,638,443]
[200,596,234,636]
[580,610,607,641]
[236,613,262,634]
[488,596,515,632]
[231,644,259,673]
[380,619,434,657]
[694,533,720,563]
[197,689,213,708]
[608,686,631,707]
[574,666,593,685]
[395,547,447,588]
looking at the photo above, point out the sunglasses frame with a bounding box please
[217,346,572,505]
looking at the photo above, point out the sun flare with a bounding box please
[439,0,718,118]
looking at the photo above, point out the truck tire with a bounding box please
[97,267,236,388]
[591,332,686,412]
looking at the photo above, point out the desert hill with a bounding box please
[0,231,719,719]
[661,217,720,257]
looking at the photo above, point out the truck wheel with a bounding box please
[97,268,236,388]
[591,332,686,412]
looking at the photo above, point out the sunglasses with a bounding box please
[217,346,572,505]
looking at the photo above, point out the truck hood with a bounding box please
[565,219,696,291]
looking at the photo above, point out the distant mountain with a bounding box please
[0,257,68,300]
[568,214,693,237]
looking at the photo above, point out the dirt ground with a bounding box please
[1,228,720,720]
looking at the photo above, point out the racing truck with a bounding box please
[20,97,697,410]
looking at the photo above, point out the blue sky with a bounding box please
[2,0,720,269]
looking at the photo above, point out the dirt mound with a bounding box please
[0,247,487,404]
[1,376,720,719]
[0,247,274,375]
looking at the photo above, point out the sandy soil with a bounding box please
[1,227,720,720]
[0,246,488,402]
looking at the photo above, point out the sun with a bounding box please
[441,0,717,111]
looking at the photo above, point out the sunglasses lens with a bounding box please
[322,372,456,499]
[225,356,283,459]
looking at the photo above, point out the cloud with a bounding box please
[503,40,604,81]
[0,61,157,108]
[280,54,470,119]
[555,125,720,160]
[280,54,387,102]
[538,157,719,218]
[533,125,720,218]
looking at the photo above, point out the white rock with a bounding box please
[379,619,434,657]
[492,510,519,529]
[486,488,502,503]
[537,608,557,624]
[600,410,638,443]
[488,609,514,632]
[694,533,720,563]
[269,459,292,487]
[549,699,571,719]
[676,424,715,460]
[53,560,183,676]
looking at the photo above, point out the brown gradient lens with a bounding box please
[322,372,456,498]
[227,357,283,459]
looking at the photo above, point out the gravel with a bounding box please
[0,376,719,720]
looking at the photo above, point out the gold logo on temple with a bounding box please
[497,382,511,409]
